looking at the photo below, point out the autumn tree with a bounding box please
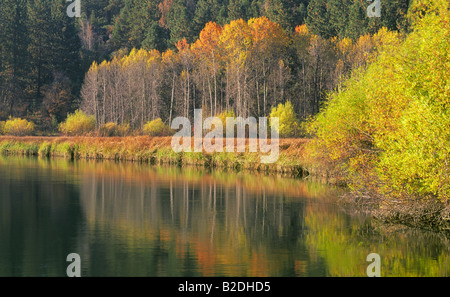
[248,16,289,116]
[219,19,252,117]
[192,22,223,116]
[307,1,449,202]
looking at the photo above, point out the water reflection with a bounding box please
[0,156,448,276]
[78,164,315,276]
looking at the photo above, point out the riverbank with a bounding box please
[0,136,320,178]
[1,135,448,233]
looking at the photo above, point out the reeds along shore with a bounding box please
[2,135,449,231]
[0,136,317,178]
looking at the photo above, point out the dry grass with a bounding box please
[0,136,312,178]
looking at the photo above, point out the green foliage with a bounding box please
[270,101,300,138]
[142,23,168,52]
[143,118,174,136]
[306,0,410,40]
[3,117,35,136]
[0,121,5,135]
[265,0,309,32]
[167,0,194,45]
[0,0,29,114]
[59,110,96,136]
[98,122,130,137]
[307,2,450,201]
[110,0,132,50]
[27,0,81,109]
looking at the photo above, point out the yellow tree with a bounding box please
[176,38,193,118]
[332,37,353,90]
[248,16,289,116]
[192,22,223,116]
[162,49,179,125]
[293,24,313,118]
[219,19,252,117]
[80,61,99,125]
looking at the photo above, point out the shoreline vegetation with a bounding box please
[1,135,449,234]
[0,136,315,178]
[304,2,450,233]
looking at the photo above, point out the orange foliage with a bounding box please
[158,0,173,28]
[175,38,190,52]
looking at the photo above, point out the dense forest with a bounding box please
[0,0,412,131]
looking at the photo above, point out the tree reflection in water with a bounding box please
[0,157,448,276]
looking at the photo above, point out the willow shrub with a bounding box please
[143,118,173,136]
[270,101,301,138]
[99,122,130,137]
[59,110,96,136]
[307,2,449,202]
[3,117,35,136]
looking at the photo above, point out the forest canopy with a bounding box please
[1,0,412,132]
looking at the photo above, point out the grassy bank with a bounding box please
[3,136,448,232]
[0,136,318,178]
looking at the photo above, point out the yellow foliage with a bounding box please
[307,6,450,201]
[99,122,130,137]
[270,101,300,138]
[59,110,96,136]
[3,117,35,136]
[143,118,174,136]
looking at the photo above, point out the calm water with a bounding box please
[0,156,448,277]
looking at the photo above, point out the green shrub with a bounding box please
[59,110,96,136]
[269,101,300,138]
[143,118,173,136]
[0,121,5,135]
[3,117,35,136]
[99,122,130,137]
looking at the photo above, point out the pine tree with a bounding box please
[216,3,229,25]
[193,0,213,38]
[0,0,29,117]
[306,0,334,38]
[26,0,81,115]
[328,0,352,38]
[167,0,194,45]
[27,0,54,110]
[227,0,247,21]
[110,0,133,51]
[106,0,126,23]
[50,0,82,86]
[346,0,369,40]
[265,0,308,32]
[129,0,160,49]
[142,22,169,52]
[83,0,110,25]
[381,0,410,33]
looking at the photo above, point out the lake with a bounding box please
[0,156,448,276]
